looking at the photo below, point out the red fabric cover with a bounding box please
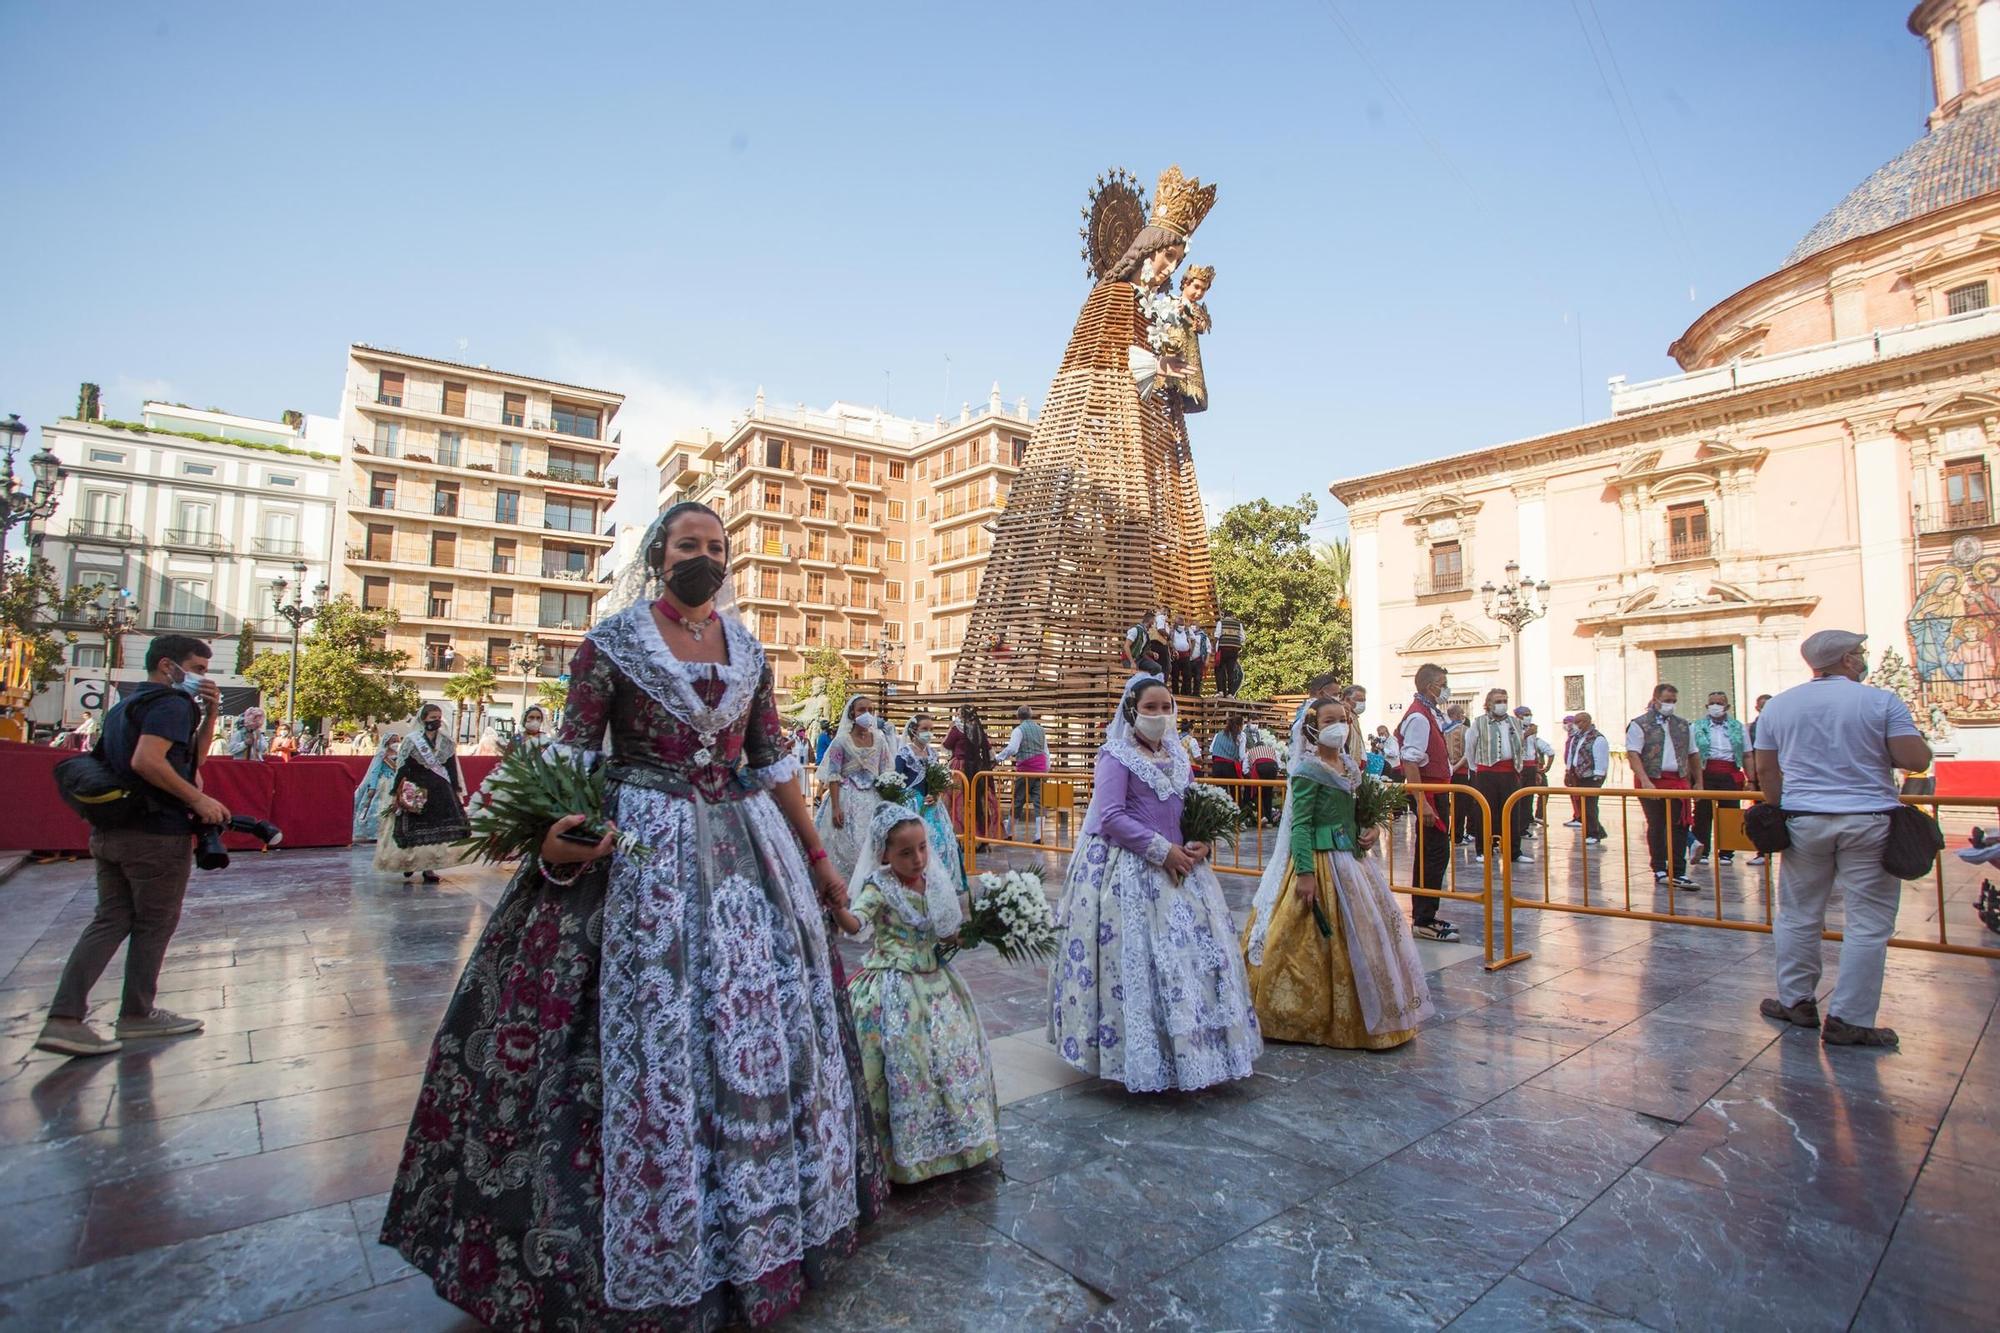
[268,761,359,849]
[1932,760,2000,800]
[460,755,500,794]
[0,746,91,852]
[199,760,275,850]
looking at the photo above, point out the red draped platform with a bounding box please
[0,743,502,855]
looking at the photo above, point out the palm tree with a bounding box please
[535,679,569,715]
[443,663,500,741]
[1317,538,1353,617]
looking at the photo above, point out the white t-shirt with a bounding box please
[1625,714,1681,773]
[1753,676,1920,813]
[1703,720,1737,761]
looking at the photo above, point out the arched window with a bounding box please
[1939,20,1965,99]
[1979,1,2000,82]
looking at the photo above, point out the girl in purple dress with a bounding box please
[381,503,884,1330]
[1047,673,1262,1091]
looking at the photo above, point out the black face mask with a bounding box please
[666,555,728,606]
[425,720,441,732]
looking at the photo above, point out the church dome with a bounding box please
[1785,96,2000,267]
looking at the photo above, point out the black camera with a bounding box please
[193,815,284,870]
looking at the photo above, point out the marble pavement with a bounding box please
[0,817,1993,1330]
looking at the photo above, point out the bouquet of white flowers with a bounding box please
[1180,782,1246,848]
[874,772,911,805]
[459,742,650,867]
[949,869,1059,965]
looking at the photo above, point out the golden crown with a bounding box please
[1183,264,1216,289]
[1149,164,1217,239]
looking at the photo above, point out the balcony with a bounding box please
[154,610,220,632]
[745,542,794,562]
[1915,502,1996,537]
[798,547,837,568]
[544,460,608,487]
[347,491,613,544]
[1414,569,1468,598]
[66,519,138,543]
[163,528,231,552]
[252,536,305,556]
[356,385,613,446]
[1650,529,1721,564]
[540,561,596,582]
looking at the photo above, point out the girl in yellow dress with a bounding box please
[1242,698,1435,1049]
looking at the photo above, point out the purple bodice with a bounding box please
[1082,747,1185,860]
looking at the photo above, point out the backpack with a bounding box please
[51,688,186,829]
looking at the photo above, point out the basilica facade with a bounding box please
[1335,0,2000,759]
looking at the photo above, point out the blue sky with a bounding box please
[0,1,1931,545]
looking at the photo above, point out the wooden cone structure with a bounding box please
[950,280,1216,694]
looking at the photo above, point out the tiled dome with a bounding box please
[1785,97,2000,266]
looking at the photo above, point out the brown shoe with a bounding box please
[1760,996,1821,1028]
[1822,1015,1899,1048]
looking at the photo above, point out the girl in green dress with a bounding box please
[836,804,999,1185]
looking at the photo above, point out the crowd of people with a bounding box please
[23,493,1938,1325]
[1121,605,1248,697]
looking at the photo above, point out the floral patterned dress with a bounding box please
[846,871,998,1184]
[380,604,884,1330]
[1046,738,1262,1092]
[896,743,968,894]
[814,731,894,882]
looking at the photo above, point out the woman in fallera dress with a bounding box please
[373,703,470,884]
[1242,698,1435,1049]
[815,695,897,881]
[380,503,884,1331]
[897,714,967,893]
[1046,673,1262,1091]
[350,730,402,843]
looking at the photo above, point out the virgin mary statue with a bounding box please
[951,165,1221,693]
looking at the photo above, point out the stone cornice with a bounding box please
[1328,330,2000,508]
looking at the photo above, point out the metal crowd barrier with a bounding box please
[959,770,1514,969]
[1491,785,2000,968]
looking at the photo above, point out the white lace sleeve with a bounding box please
[751,753,801,789]
[1144,832,1173,866]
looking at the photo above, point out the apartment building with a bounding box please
[657,387,1035,696]
[35,403,341,710]
[335,346,624,722]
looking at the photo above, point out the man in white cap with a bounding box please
[1752,630,1931,1048]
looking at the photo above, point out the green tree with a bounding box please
[1209,494,1351,700]
[535,678,569,716]
[233,619,257,674]
[244,595,419,729]
[790,644,856,725]
[1,555,94,690]
[444,663,500,738]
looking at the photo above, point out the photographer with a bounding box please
[36,634,225,1058]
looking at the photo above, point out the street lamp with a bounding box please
[869,636,904,710]
[0,414,66,599]
[86,587,137,683]
[1481,559,1550,704]
[513,632,542,722]
[269,560,329,730]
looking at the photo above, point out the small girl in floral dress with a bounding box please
[838,804,999,1185]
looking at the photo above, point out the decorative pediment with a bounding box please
[1576,576,1817,630]
[1398,609,1498,655]
[1402,492,1482,526]
[1708,323,1771,363]
[1900,393,2000,436]
[1608,437,1766,494]
[1902,231,2000,280]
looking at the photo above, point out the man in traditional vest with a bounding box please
[1464,689,1527,865]
[996,704,1050,842]
[1396,661,1461,941]
[1690,690,1750,866]
[1625,682,1697,889]
[1565,711,1610,843]
[1214,609,1246,697]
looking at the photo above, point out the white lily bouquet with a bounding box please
[460,742,650,866]
[949,869,1059,965]
[1180,782,1247,848]
[874,771,911,805]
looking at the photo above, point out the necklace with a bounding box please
[657,600,718,641]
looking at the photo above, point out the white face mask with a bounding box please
[1350,700,1365,716]
[1490,703,1509,718]
[1658,701,1677,717]
[853,711,874,729]
[1707,704,1726,719]
[916,730,933,744]
[1321,723,1350,751]
[1134,713,1171,743]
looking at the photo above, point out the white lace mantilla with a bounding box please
[402,731,456,784]
[589,603,766,761]
[1104,736,1192,801]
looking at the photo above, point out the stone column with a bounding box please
[1514,479,1552,710]
[1850,416,1913,656]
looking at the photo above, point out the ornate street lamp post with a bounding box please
[86,587,137,687]
[513,632,542,723]
[869,637,904,711]
[1480,560,1550,703]
[0,414,66,601]
[268,560,329,730]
